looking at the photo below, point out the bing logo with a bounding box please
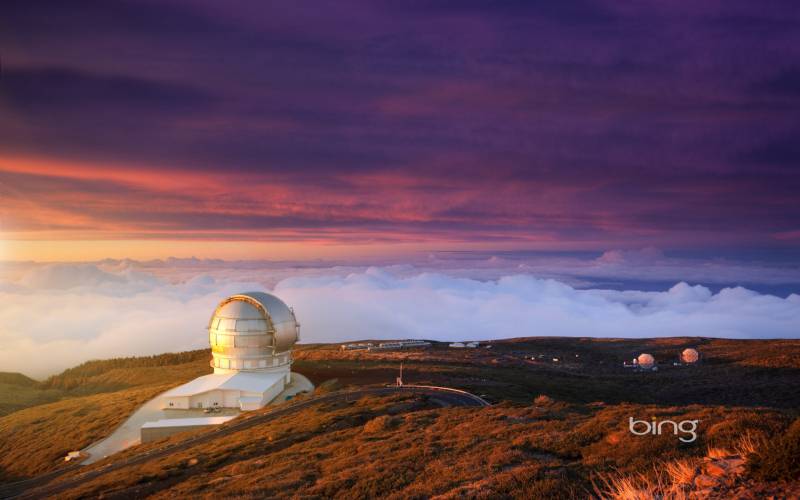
[629,416,699,443]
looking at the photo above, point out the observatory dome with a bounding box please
[681,348,699,364]
[208,292,299,373]
[637,353,655,368]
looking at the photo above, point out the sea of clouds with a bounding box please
[1,257,799,378]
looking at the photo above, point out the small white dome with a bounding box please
[681,348,699,364]
[637,353,655,368]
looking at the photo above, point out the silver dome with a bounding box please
[236,291,299,352]
[208,292,299,372]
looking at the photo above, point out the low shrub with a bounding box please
[747,418,800,481]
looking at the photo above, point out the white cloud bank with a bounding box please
[1,263,798,379]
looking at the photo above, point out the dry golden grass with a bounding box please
[0,358,211,481]
[4,338,800,496]
[594,459,699,500]
[665,458,699,487]
[0,385,167,480]
[733,433,763,457]
[594,471,661,500]
[706,446,732,459]
[40,397,791,500]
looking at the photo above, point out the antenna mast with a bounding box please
[396,361,404,387]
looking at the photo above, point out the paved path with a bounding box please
[0,385,488,499]
[82,391,169,465]
[81,372,314,464]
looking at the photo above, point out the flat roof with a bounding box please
[141,416,236,429]
[162,371,285,397]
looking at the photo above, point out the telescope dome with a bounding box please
[681,348,699,364]
[208,292,299,373]
[637,353,655,368]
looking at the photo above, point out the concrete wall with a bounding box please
[162,374,289,411]
[240,378,284,410]
[165,390,241,409]
[187,389,234,409]
[163,395,190,409]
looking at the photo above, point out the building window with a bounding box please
[169,402,174,407]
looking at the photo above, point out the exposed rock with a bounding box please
[692,487,714,499]
[705,461,728,477]
[694,474,718,489]
[726,458,746,475]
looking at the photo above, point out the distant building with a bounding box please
[371,342,403,350]
[450,341,479,348]
[368,339,431,351]
[398,339,432,348]
[340,343,372,351]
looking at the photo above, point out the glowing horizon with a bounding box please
[1,3,798,263]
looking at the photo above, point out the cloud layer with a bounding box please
[1,262,798,379]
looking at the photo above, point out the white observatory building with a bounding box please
[161,292,301,411]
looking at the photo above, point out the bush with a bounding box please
[363,415,401,434]
[747,418,800,481]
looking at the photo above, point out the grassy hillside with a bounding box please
[2,337,800,496]
[42,350,210,392]
[0,354,211,482]
[0,385,170,481]
[0,372,38,387]
[0,372,63,417]
[45,395,798,499]
[294,338,800,408]
[0,350,211,418]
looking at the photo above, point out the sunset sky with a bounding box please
[1,1,799,262]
